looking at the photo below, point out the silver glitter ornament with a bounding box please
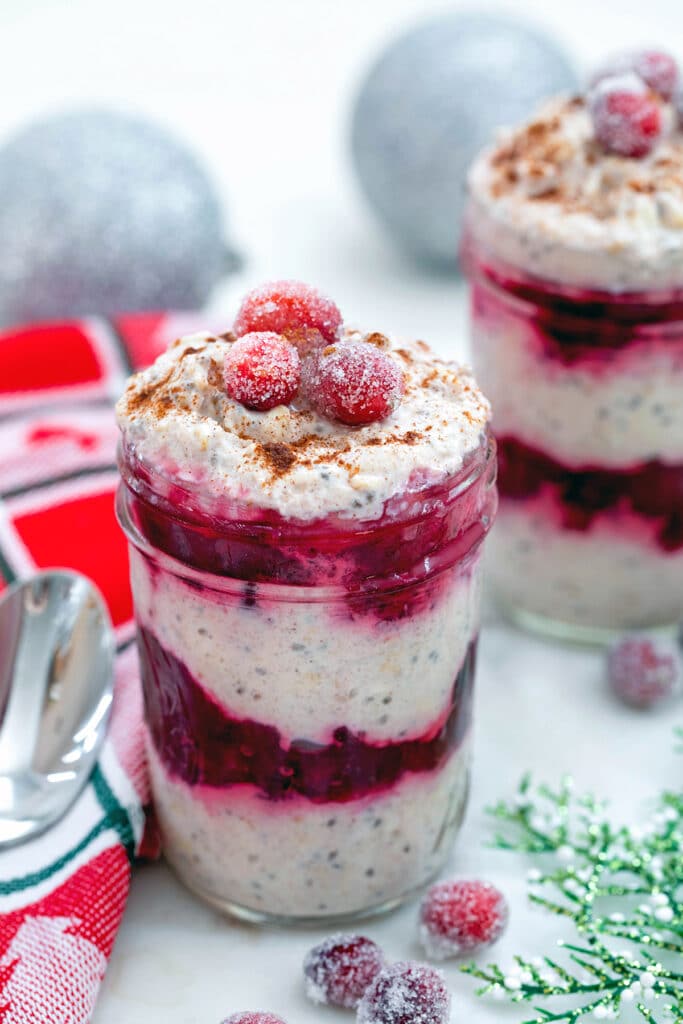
[0,110,239,326]
[351,12,578,268]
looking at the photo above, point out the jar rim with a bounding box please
[117,433,495,542]
[116,435,496,597]
[115,481,493,601]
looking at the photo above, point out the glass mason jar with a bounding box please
[463,225,683,642]
[117,436,496,924]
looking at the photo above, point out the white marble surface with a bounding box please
[93,619,681,1024]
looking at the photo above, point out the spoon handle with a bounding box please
[0,577,82,776]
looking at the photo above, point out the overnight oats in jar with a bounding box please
[116,281,496,923]
[464,52,683,641]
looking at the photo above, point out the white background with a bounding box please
[1,2,681,1021]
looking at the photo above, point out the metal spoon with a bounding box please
[0,570,114,848]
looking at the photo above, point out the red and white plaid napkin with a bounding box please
[0,312,208,1023]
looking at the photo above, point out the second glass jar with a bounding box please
[463,229,683,641]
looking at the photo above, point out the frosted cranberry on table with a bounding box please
[223,332,300,411]
[607,635,681,709]
[589,73,662,157]
[419,878,508,959]
[357,962,450,1024]
[303,934,385,1008]
[233,280,342,346]
[590,49,679,100]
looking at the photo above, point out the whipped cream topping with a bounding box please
[116,331,490,521]
[468,94,683,290]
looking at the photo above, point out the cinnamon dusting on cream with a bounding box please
[117,330,490,521]
[468,93,683,289]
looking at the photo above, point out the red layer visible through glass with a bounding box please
[139,625,475,803]
[465,239,683,365]
[498,436,683,552]
[119,448,496,620]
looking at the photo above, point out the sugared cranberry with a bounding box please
[233,280,342,346]
[634,50,679,100]
[222,1015,287,1024]
[223,332,300,411]
[590,73,662,157]
[607,635,681,709]
[303,934,385,1009]
[306,341,404,425]
[591,50,679,100]
[419,879,509,960]
[357,962,450,1024]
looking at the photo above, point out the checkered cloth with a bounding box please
[0,313,206,1023]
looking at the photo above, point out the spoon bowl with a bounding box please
[0,570,114,847]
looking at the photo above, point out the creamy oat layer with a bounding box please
[490,509,683,630]
[468,95,683,290]
[116,330,490,521]
[149,739,471,919]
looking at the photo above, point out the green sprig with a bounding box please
[462,775,683,1023]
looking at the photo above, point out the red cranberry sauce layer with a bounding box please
[465,241,683,366]
[119,444,496,595]
[498,436,683,551]
[139,626,476,802]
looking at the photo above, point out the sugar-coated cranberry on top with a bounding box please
[233,280,342,346]
[634,50,679,100]
[419,878,509,960]
[589,73,662,157]
[591,49,679,101]
[226,281,407,424]
[303,934,385,1009]
[607,635,681,709]
[304,340,405,426]
[357,962,450,1024]
[223,332,300,411]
